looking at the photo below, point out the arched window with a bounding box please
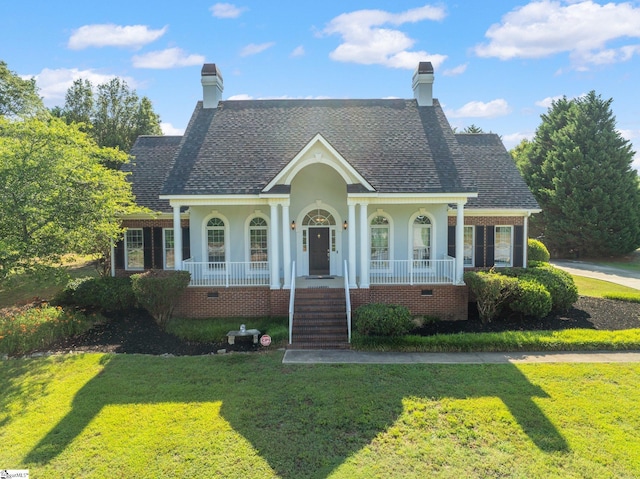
[248,217,268,267]
[303,209,336,226]
[370,215,390,264]
[412,215,432,261]
[207,217,226,263]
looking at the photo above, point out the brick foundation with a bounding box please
[172,284,468,321]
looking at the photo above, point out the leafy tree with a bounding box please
[60,77,162,154]
[0,60,45,119]
[514,92,640,257]
[0,116,140,280]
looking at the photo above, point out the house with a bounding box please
[114,62,539,341]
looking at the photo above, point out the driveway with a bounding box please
[551,260,640,290]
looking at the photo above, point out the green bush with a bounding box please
[131,270,191,329]
[353,303,413,337]
[509,279,552,319]
[528,239,550,263]
[55,276,136,312]
[603,293,640,304]
[464,271,518,323]
[524,264,578,311]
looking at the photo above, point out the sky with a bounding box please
[2,0,639,170]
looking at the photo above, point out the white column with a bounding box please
[455,201,465,284]
[173,204,183,269]
[269,203,281,289]
[523,214,529,268]
[359,203,369,288]
[348,202,357,288]
[282,203,291,289]
[110,240,116,277]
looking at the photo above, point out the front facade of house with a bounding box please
[114,63,539,322]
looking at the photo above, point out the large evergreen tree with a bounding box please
[512,92,640,257]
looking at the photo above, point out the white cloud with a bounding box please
[443,63,467,76]
[240,42,275,57]
[29,68,135,107]
[227,94,331,101]
[161,122,185,136]
[290,45,305,58]
[210,3,247,19]
[323,4,447,70]
[535,95,564,108]
[132,48,205,69]
[474,1,640,69]
[446,99,511,118]
[503,131,534,150]
[227,93,254,100]
[68,24,167,50]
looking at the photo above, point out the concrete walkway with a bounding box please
[551,260,640,290]
[283,349,640,364]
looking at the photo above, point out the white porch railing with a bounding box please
[182,259,270,287]
[369,258,455,285]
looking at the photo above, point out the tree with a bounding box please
[0,116,140,280]
[0,60,45,119]
[513,92,640,257]
[462,124,485,134]
[60,77,162,154]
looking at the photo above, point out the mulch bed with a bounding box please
[36,296,640,357]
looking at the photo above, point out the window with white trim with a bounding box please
[207,217,226,263]
[248,217,268,269]
[370,215,390,267]
[412,215,432,261]
[494,226,513,267]
[464,226,474,267]
[163,228,175,270]
[125,228,144,270]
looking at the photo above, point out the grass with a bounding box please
[1,353,639,478]
[573,275,640,299]
[167,316,289,345]
[353,329,640,352]
[0,256,99,308]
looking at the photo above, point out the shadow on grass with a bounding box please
[23,354,568,477]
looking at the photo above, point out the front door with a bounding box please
[309,227,330,276]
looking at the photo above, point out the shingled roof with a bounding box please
[455,133,540,210]
[125,135,182,213]
[161,98,477,196]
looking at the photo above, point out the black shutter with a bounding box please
[475,226,485,267]
[447,225,456,257]
[153,227,164,268]
[486,226,495,267]
[182,227,191,260]
[114,239,124,269]
[513,225,524,267]
[143,227,153,269]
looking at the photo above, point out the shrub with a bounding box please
[131,270,191,329]
[464,271,518,323]
[55,276,136,312]
[524,264,578,311]
[509,279,552,319]
[353,303,413,337]
[603,293,640,303]
[528,239,550,263]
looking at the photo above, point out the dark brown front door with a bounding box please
[309,227,330,276]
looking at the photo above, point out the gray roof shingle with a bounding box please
[161,98,477,195]
[125,135,182,213]
[455,133,540,210]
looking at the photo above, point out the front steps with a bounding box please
[289,288,350,349]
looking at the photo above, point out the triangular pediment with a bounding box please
[262,134,375,193]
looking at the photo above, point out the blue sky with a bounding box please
[2,0,640,170]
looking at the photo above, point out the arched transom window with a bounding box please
[207,217,225,263]
[412,215,432,261]
[249,217,268,265]
[303,209,336,226]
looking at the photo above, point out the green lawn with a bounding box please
[1,353,639,478]
[573,275,640,298]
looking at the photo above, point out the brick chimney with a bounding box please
[412,62,434,106]
[201,64,223,108]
